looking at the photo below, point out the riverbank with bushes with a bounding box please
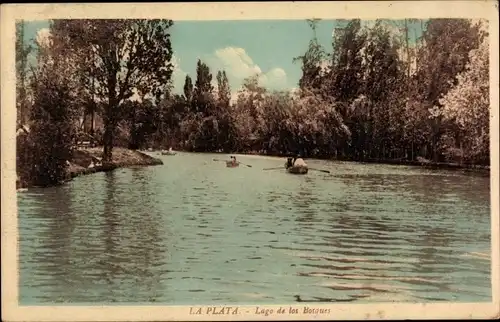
[15,19,490,188]
[17,147,163,190]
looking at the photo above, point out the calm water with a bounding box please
[18,152,491,304]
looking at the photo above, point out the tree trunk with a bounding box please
[103,121,114,165]
[405,19,410,78]
[129,106,138,150]
[104,66,118,164]
[103,101,116,164]
[90,76,95,146]
[90,108,95,145]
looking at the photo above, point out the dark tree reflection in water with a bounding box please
[26,185,76,302]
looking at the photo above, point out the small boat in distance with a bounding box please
[213,156,252,168]
[226,161,240,168]
[261,156,329,174]
[286,164,308,174]
[226,156,239,168]
[161,147,177,156]
[285,156,308,175]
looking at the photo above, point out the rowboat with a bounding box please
[284,157,308,175]
[161,149,177,156]
[226,161,239,168]
[264,158,328,174]
[285,164,308,174]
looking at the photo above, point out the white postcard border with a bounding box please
[1,1,499,321]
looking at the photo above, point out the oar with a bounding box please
[263,167,284,171]
[308,167,331,174]
[213,158,252,167]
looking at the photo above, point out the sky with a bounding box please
[22,19,425,96]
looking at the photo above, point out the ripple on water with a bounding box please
[17,154,492,304]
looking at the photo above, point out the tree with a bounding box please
[286,89,350,157]
[183,75,194,104]
[329,19,367,104]
[51,19,175,163]
[177,60,220,151]
[215,70,234,151]
[293,19,327,94]
[259,91,292,154]
[161,94,187,148]
[124,99,141,149]
[232,75,268,150]
[358,20,405,160]
[439,28,489,164]
[193,60,214,115]
[412,18,483,162]
[216,70,231,108]
[27,28,82,186]
[15,21,33,126]
[16,21,34,187]
[323,19,367,158]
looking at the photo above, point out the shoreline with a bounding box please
[17,147,163,190]
[17,146,490,190]
[180,149,490,174]
[254,152,489,173]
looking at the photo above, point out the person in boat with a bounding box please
[168,147,173,152]
[230,156,238,166]
[286,157,294,168]
[291,154,307,168]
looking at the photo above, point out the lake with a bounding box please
[17,152,491,304]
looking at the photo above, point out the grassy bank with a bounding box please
[69,146,164,177]
[18,147,163,189]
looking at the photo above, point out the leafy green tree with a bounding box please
[215,70,235,151]
[51,19,175,163]
[259,91,293,154]
[412,18,483,161]
[326,19,367,158]
[27,30,81,186]
[161,94,187,148]
[183,75,194,105]
[232,75,267,151]
[293,19,327,94]
[439,29,489,164]
[193,60,214,116]
[359,20,405,160]
[216,70,231,108]
[329,19,367,104]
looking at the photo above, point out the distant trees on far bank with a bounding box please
[132,18,489,166]
[16,18,490,186]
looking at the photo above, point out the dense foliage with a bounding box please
[134,18,489,165]
[23,25,82,186]
[16,18,491,186]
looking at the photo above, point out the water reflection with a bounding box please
[35,185,75,302]
[98,171,169,303]
[293,179,317,224]
[18,154,491,304]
